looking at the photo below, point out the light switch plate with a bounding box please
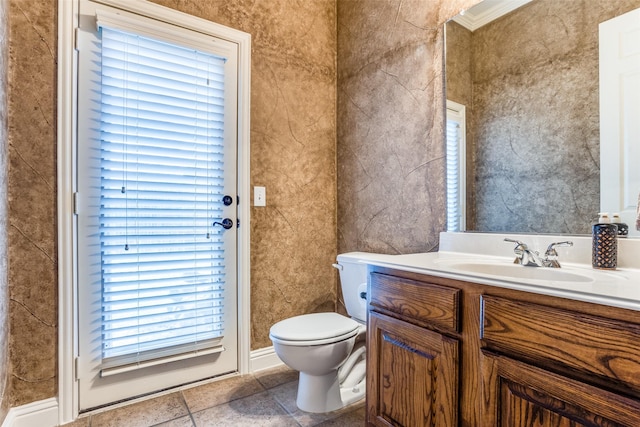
[254,186,266,207]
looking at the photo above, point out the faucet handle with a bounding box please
[504,237,527,247]
[543,241,573,268]
[545,241,573,257]
[504,238,528,253]
[504,238,529,264]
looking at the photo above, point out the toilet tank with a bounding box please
[335,252,370,323]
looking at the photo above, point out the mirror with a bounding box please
[445,0,640,235]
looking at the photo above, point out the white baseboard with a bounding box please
[250,346,283,373]
[0,349,281,427]
[1,398,58,427]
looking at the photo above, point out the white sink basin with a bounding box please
[442,262,594,283]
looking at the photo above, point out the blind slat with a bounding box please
[101,126,225,146]
[103,299,224,319]
[102,168,224,182]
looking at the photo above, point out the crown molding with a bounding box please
[452,0,532,31]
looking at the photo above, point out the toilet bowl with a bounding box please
[269,253,369,413]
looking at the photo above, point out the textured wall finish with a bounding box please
[0,0,10,421]
[337,0,480,255]
[150,0,338,350]
[452,0,640,234]
[445,21,472,108]
[7,0,57,406]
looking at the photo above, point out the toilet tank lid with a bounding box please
[270,312,359,342]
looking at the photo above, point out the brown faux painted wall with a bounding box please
[0,0,10,420]
[336,0,479,256]
[7,0,57,406]
[445,21,472,108]
[461,0,640,234]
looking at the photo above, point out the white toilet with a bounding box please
[269,252,369,413]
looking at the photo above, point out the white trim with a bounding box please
[94,8,236,56]
[1,398,58,427]
[446,100,467,232]
[57,0,78,423]
[452,0,532,32]
[57,0,251,423]
[249,346,284,373]
[236,23,252,377]
[89,0,249,45]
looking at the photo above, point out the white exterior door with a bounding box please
[600,7,640,236]
[75,2,239,410]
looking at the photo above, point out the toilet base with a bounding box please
[295,368,366,413]
[339,358,366,407]
[339,378,366,408]
[296,371,343,413]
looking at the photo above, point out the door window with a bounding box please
[75,4,239,410]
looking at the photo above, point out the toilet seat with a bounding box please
[269,312,360,346]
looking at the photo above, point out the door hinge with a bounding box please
[74,356,80,381]
[73,192,79,215]
[74,27,79,51]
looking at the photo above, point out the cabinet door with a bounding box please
[367,312,459,427]
[481,352,640,427]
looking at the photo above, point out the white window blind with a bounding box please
[446,101,466,232]
[99,26,229,367]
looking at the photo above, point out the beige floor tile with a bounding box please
[268,380,365,427]
[151,415,195,427]
[181,374,265,413]
[61,366,358,426]
[253,364,298,389]
[91,392,189,427]
[313,406,366,427]
[59,416,91,427]
[191,391,299,427]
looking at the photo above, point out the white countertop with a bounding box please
[355,232,640,312]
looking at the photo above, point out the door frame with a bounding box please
[57,0,251,423]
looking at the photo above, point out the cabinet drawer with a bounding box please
[481,295,640,395]
[369,273,460,332]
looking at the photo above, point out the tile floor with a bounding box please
[60,365,365,427]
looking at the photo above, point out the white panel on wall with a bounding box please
[599,7,640,236]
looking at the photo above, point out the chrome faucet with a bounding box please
[504,239,573,268]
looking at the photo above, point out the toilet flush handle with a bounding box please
[332,263,343,270]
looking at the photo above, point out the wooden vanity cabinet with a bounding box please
[480,352,640,426]
[366,267,640,427]
[480,294,640,426]
[367,312,459,427]
[366,272,462,427]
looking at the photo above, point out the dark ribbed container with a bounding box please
[592,223,618,270]
[614,222,629,238]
